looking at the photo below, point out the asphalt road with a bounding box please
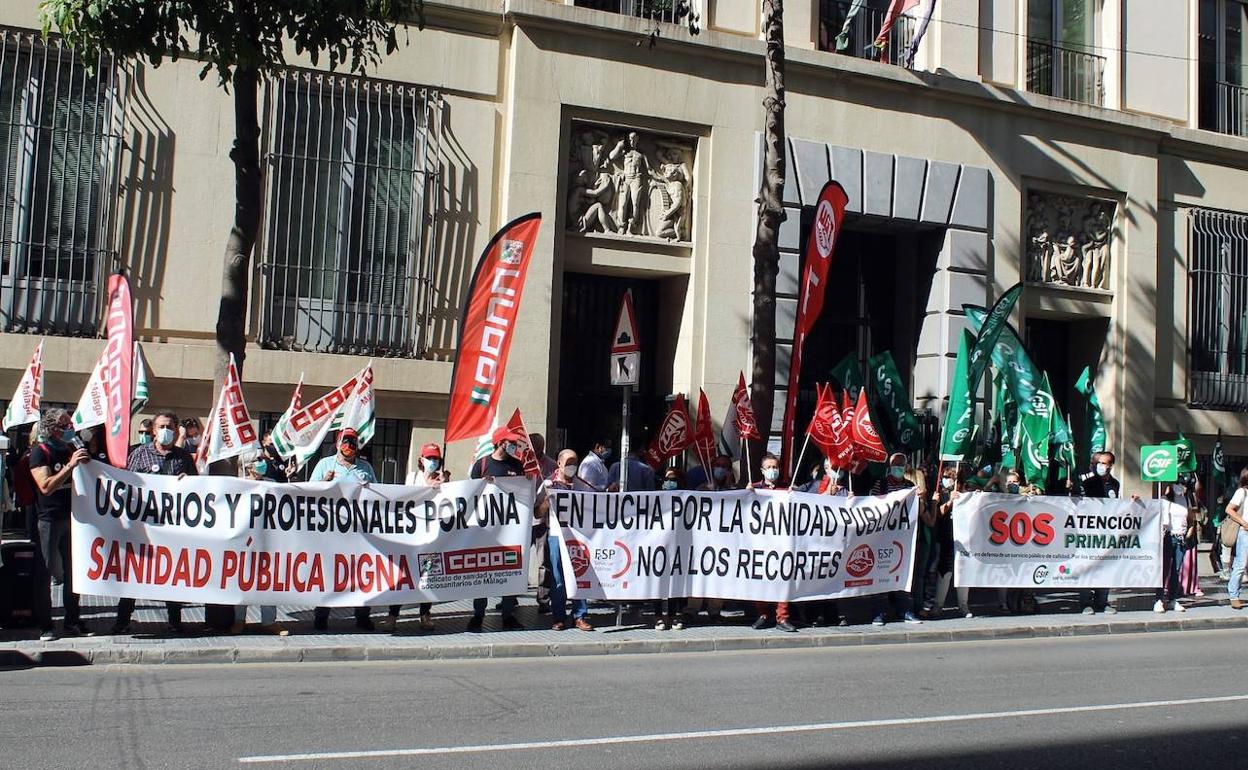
[3,630,1245,770]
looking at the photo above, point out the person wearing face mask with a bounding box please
[311,429,379,632]
[683,455,736,624]
[751,455,797,632]
[28,409,91,640]
[700,453,736,491]
[578,436,612,492]
[1154,475,1196,613]
[927,463,973,619]
[867,453,922,625]
[465,425,529,632]
[129,418,154,453]
[231,449,289,636]
[653,467,688,629]
[544,449,595,631]
[80,427,108,463]
[388,443,445,632]
[259,431,294,482]
[112,411,196,635]
[1074,451,1123,615]
[177,418,203,452]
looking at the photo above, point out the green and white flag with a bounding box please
[75,342,152,430]
[1073,365,1106,464]
[132,342,150,412]
[939,330,977,461]
[830,353,865,400]
[1036,373,1071,446]
[867,351,922,451]
[967,283,1024,396]
[1162,432,1197,474]
[1018,408,1050,491]
[965,306,1040,414]
[1213,429,1231,489]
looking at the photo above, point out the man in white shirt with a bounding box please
[577,435,612,492]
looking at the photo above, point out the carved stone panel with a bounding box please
[566,122,695,243]
[1025,191,1116,290]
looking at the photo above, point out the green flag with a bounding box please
[1018,409,1050,491]
[1055,412,1078,483]
[867,351,922,452]
[1073,366,1106,465]
[939,330,977,461]
[830,353,864,400]
[1038,373,1071,446]
[967,283,1024,396]
[993,369,1018,449]
[1214,430,1231,489]
[1162,432,1197,474]
[965,306,1041,415]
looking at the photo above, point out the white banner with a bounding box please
[552,488,918,602]
[71,462,532,606]
[953,492,1164,588]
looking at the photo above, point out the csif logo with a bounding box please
[1032,564,1049,584]
[1143,448,1174,477]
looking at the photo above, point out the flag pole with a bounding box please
[744,439,753,486]
[788,430,812,491]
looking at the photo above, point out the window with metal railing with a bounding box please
[0,28,123,337]
[817,0,916,67]
[1198,0,1248,137]
[1024,0,1105,106]
[253,410,412,484]
[1189,208,1248,412]
[258,70,442,358]
[573,0,680,25]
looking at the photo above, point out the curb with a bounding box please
[4,614,1246,667]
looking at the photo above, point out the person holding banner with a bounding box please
[907,466,935,617]
[390,443,445,632]
[231,449,289,636]
[467,425,529,632]
[29,410,90,640]
[1155,478,1196,613]
[1223,469,1248,610]
[311,428,378,632]
[1075,451,1123,615]
[928,463,971,618]
[545,449,594,632]
[869,453,922,626]
[112,411,195,635]
[751,454,796,632]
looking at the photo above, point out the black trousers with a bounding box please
[33,517,78,630]
[314,606,372,625]
[116,597,182,626]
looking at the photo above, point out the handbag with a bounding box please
[1220,516,1241,549]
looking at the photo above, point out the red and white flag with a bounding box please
[102,273,134,467]
[445,213,542,443]
[722,372,761,459]
[197,354,259,472]
[642,394,695,470]
[781,182,848,475]
[2,340,44,432]
[506,407,542,479]
[850,387,888,463]
[692,389,716,471]
[272,366,367,467]
[808,383,854,468]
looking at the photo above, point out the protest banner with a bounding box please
[551,487,918,603]
[953,492,1164,588]
[71,463,533,607]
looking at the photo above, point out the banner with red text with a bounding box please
[953,492,1164,588]
[102,273,134,467]
[71,462,533,606]
[551,487,917,602]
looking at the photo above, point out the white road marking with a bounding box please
[237,693,1248,764]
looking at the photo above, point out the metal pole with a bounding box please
[619,386,630,495]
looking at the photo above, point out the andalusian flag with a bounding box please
[1018,409,1050,492]
[132,342,150,412]
[3,340,44,432]
[939,330,977,461]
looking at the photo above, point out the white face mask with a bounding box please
[561,463,577,479]
[941,478,955,491]
[1095,463,1110,477]
[422,457,441,473]
[763,467,780,482]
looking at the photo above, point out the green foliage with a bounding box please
[40,0,422,83]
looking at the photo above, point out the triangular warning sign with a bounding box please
[611,290,640,354]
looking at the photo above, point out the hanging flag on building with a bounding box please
[903,0,938,69]
[867,351,922,451]
[642,394,695,470]
[2,340,44,432]
[272,365,369,467]
[132,342,150,413]
[445,213,542,443]
[196,354,259,472]
[505,408,542,478]
[102,273,135,467]
[807,383,855,468]
[939,330,977,462]
[871,0,920,55]
[781,181,849,476]
[1074,365,1107,464]
[693,389,716,472]
[722,372,761,459]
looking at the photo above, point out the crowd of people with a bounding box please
[5,411,1248,642]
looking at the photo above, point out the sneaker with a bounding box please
[574,618,594,632]
[903,612,923,624]
[1171,601,1186,613]
[751,616,771,630]
[837,617,849,627]
[1081,606,1095,615]
[419,614,435,632]
[466,615,484,632]
[1217,569,1230,581]
[502,616,526,631]
[655,619,669,631]
[776,620,798,633]
[871,614,885,626]
[1153,600,1167,614]
[1103,606,1118,615]
[671,618,684,631]
[258,624,289,637]
[959,606,973,619]
[39,628,58,642]
[109,620,133,636]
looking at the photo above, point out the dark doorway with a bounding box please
[1025,315,1110,472]
[557,273,667,457]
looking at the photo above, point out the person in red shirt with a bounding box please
[751,454,797,632]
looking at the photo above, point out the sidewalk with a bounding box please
[3,575,1244,667]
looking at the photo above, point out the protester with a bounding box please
[177,417,203,453]
[684,453,735,624]
[607,444,657,492]
[81,426,108,463]
[388,443,442,632]
[311,428,378,632]
[11,428,36,543]
[751,454,795,632]
[545,449,594,632]
[113,410,194,635]
[907,465,934,616]
[1155,475,1195,613]
[28,409,90,640]
[259,430,295,482]
[232,448,288,635]
[467,425,529,631]
[1074,451,1123,614]
[529,433,558,479]
[928,463,971,618]
[869,453,922,625]
[577,435,612,492]
[660,466,684,491]
[1223,468,1248,610]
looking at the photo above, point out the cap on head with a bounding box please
[491,426,525,446]
[338,428,359,447]
[421,443,442,459]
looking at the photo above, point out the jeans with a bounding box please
[33,517,78,630]
[1156,534,1188,603]
[547,536,587,621]
[1228,528,1248,600]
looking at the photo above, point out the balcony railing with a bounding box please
[817,0,916,67]
[573,0,680,25]
[1026,39,1105,106]
[1215,80,1248,138]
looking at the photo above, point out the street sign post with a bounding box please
[611,291,641,494]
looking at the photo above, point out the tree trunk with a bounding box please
[749,0,786,476]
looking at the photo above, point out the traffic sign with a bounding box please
[611,291,640,354]
[1140,444,1179,483]
[611,351,639,386]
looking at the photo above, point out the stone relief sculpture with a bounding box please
[1025,191,1116,290]
[567,123,694,242]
